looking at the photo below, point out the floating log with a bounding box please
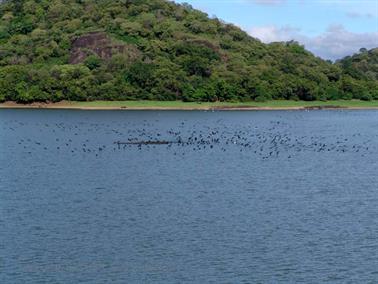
[114,140,180,145]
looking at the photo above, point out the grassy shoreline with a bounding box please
[2,100,378,110]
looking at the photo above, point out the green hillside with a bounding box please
[338,48,378,81]
[0,0,377,103]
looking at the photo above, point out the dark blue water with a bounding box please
[2,109,378,283]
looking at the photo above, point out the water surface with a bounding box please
[1,109,378,283]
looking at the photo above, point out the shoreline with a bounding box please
[2,101,378,111]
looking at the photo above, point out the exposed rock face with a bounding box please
[69,32,140,64]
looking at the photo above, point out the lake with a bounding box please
[2,109,378,283]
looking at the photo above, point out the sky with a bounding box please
[174,0,378,60]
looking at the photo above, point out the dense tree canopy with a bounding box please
[0,0,377,103]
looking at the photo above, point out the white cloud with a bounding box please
[249,24,378,60]
[249,25,299,42]
[346,11,376,19]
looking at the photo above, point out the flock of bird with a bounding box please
[2,114,376,160]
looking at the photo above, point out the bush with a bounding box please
[360,91,373,101]
[84,55,102,70]
[255,95,268,102]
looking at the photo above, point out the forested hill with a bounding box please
[337,48,378,81]
[0,0,377,103]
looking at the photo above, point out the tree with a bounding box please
[0,0,376,104]
[125,61,156,88]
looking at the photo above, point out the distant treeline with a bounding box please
[0,0,377,103]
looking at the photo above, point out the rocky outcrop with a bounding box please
[69,32,140,64]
